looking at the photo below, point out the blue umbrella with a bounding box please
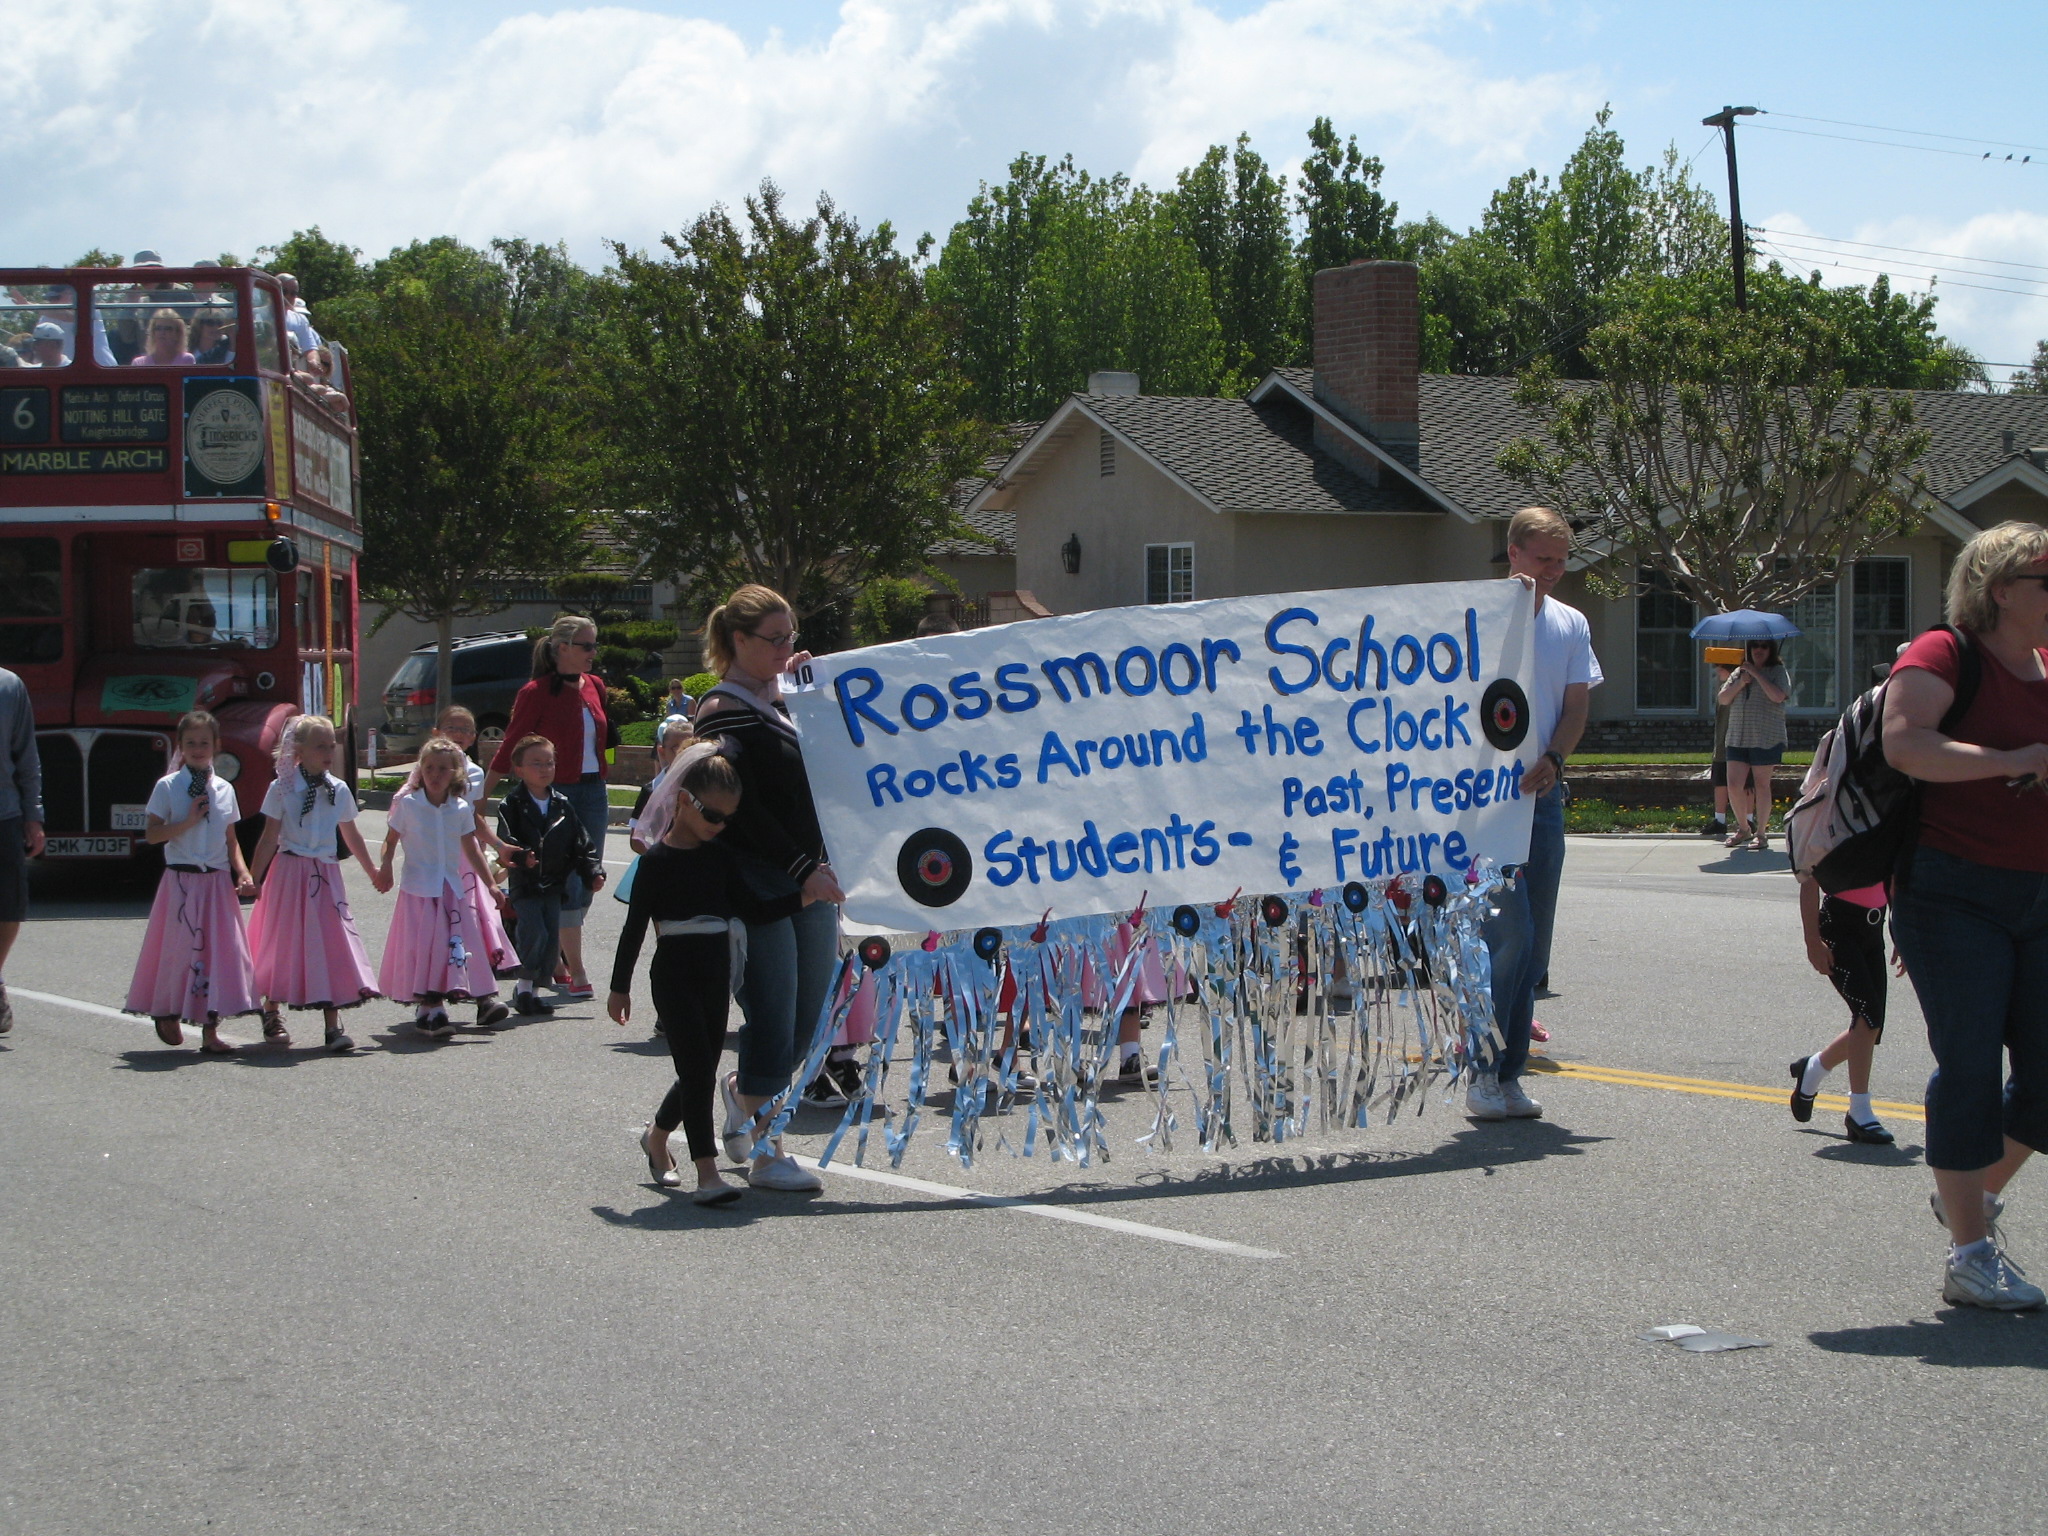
[1690,609,1802,642]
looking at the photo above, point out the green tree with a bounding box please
[65,249,123,267]
[254,227,366,305]
[606,182,996,622]
[324,240,592,708]
[1168,135,1297,384]
[1498,302,1933,613]
[1295,117,1401,273]
[2009,340,2048,393]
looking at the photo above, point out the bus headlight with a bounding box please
[213,751,242,782]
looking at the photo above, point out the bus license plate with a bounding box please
[111,804,149,830]
[44,836,132,858]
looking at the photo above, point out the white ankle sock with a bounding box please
[1952,1237,1993,1263]
[1800,1056,1829,1096]
[1120,1042,1142,1065]
[1848,1092,1874,1122]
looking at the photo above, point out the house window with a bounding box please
[1099,430,1115,476]
[1145,543,1193,604]
[1851,557,1910,690]
[1780,584,1838,714]
[1634,569,1696,710]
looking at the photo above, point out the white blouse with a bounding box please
[260,772,359,861]
[388,789,476,898]
[147,766,240,870]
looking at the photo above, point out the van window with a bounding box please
[453,643,527,685]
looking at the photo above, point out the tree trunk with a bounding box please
[435,613,455,729]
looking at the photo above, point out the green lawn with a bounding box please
[1566,797,1780,834]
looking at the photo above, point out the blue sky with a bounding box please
[8,0,2043,369]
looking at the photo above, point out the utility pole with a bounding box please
[1702,105,1758,311]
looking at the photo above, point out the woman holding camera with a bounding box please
[1884,522,2048,1310]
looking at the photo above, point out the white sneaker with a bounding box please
[1500,1079,1543,1118]
[1465,1074,1507,1120]
[748,1153,823,1193]
[1943,1244,2045,1310]
[719,1073,756,1164]
[1930,1189,2007,1245]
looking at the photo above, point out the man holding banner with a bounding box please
[1469,508,1601,1120]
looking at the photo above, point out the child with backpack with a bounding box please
[1789,877,1895,1143]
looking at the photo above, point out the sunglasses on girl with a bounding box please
[682,788,727,825]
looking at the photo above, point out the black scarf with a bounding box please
[187,764,212,818]
[300,764,336,820]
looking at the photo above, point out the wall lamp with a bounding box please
[1061,533,1082,575]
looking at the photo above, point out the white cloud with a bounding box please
[1752,208,2048,376]
[2,0,1590,268]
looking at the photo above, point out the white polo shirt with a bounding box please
[388,789,474,898]
[147,767,240,870]
[260,772,359,861]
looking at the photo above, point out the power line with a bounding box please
[1750,239,2048,301]
[1756,235,2048,293]
[1761,110,2048,157]
[1751,123,2042,166]
[1750,227,2048,276]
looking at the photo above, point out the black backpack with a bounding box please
[1783,625,1980,893]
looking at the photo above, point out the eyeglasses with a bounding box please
[747,628,798,649]
[2008,575,2048,590]
[564,639,597,651]
[682,788,728,826]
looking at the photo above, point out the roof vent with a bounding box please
[1099,430,1115,477]
[2005,429,2017,454]
[1087,371,1140,396]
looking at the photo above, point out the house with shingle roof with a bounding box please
[959,261,2048,747]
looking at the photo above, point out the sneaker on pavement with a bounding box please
[748,1154,823,1192]
[826,1056,865,1101]
[1112,1055,1159,1088]
[475,997,512,1028]
[1942,1245,2045,1311]
[561,979,595,1002]
[512,989,554,1017]
[1466,1074,1507,1120]
[0,979,12,1034]
[1931,1189,2007,1243]
[802,1071,847,1106]
[1500,1079,1543,1118]
[261,1008,291,1046]
[324,1023,355,1054]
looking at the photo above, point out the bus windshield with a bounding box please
[0,536,63,664]
[131,567,277,649]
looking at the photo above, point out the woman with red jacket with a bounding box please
[484,614,609,1000]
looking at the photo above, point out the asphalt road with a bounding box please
[2,828,2042,1535]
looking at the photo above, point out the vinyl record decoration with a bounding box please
[972,927,1004,963]
[1480,678,1530,751]
[1171,904,1201,937]
[1342,881,1369,913]
[1260,894,1290,928]
[857,936,893,970]
[896,827,972,908]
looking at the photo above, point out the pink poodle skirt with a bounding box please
[249,852,380,1011]
[379,886,500,1003]
[464,868,515,976]
[125,867,260,1023]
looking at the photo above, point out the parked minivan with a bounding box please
[378,632,533,754]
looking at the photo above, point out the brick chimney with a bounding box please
[1312,260,1419,451]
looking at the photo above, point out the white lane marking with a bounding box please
[12,987,134,1023]
[813,1159,1286,1260]
[14,986,256,1045]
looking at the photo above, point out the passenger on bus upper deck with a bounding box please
[190,309,234,365]
[128,310,194,367]
[278,274,321,356]
[28,323,69,369]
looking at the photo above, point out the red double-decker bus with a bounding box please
[0,264,362,860]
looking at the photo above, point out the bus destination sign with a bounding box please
[60,384,170,444]
[1,445,169,475]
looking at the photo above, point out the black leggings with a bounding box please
[650,935,731,1162]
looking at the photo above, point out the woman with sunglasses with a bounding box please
[609,740,816,1203]
[1884,522,2048,1310]
[485,614,611,1001]
[692,584,845,1192]
[128,308,195,366]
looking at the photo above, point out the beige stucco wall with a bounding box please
[1959,480,2048,531]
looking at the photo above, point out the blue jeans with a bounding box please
[1890,845,2048,1171]
[555,777,609,921]
[736,898,839,1099]
[1482,785,1565,1083]
[510,890,562,983]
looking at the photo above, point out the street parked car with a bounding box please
[378,632,532,754]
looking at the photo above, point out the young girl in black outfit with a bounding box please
[608,741,809,1205]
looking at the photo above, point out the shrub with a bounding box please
[852,576,935,647]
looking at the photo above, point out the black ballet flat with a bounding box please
[1844,1114,1895,1145]
[1788,1057,1818,1123]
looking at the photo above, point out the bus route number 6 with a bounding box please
[0,389,49,445]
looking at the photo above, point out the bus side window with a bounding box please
[250,287,284,373]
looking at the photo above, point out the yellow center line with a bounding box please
[1526,1056,1925,1121]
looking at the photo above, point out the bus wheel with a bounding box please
[478,716,508,751]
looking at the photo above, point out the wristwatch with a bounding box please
[1543,750,1565,772]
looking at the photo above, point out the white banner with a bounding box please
[788,578,1537,931]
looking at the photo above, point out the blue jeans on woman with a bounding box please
[1890,844,2048,1171]
[736,898,839,1100]
[1483,784,1565,1083]
[554,776,609,924]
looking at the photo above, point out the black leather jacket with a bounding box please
[495,785,602,898]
